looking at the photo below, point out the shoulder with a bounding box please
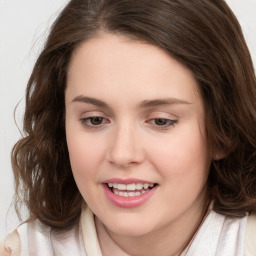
[3,219,86,256]
[1,230,20,256]
[245,214,256,255]
[0,220,53,256]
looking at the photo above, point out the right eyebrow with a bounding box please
[71,95,111,109]
[72,95,106,106]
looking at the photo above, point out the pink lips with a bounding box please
[102,178,158,208]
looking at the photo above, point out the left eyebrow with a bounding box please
[139,98,192,108]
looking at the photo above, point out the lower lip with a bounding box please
[103,184,158,208]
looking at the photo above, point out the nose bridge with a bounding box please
[108,120,143,167]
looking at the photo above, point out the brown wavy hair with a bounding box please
[12,0,256,230]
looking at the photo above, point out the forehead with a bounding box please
[66,33,202,108]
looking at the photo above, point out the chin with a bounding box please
[104,215,157,237]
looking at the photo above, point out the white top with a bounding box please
[2,205,256,256]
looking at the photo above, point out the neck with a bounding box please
[96,195,210,256]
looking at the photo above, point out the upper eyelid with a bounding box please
[79,110,178,122]
[146,118,177,124]
[80,111,109,118]
[145,119,177,131]
[145,111,179,119]
[81,116,108,122]
[80,115,110,123]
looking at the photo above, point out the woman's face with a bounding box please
[65,33,211,238]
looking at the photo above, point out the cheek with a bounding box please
[66,135,105,203]
[147,124,210,179]
[66,130,106,181]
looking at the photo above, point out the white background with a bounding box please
[0,0,256,239]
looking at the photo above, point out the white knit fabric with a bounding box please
[17,219,86,256]
[6,206,252,256]
[180,211,247,256]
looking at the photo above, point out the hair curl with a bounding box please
[12,0,256,230]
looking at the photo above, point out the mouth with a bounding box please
[106,182,158,197]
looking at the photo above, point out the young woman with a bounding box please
[2,0,256,255]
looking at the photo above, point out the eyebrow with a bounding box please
[139,98,192,108]
[72,95,109,108]
[72,95,191,109]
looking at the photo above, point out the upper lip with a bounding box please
[103,178,156,184]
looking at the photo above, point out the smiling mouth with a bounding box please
[107,183,158,197]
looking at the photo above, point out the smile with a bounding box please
[108,183,155,197]
[103,181,158,207]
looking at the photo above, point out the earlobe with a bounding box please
[212,149,227,161]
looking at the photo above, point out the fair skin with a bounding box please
[65,33,212,256]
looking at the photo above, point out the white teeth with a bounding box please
[108,183,155,191]
[107,182,155,197]
[127,183,136,190]
[128,192,135,197]
[136,183,143,190]
[117,184,126,190]
[112,189,151,197]
[144,184,149,189]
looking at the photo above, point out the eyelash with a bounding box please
[80,116,109,129]
[146,118,177,130]
[80,116,177,130]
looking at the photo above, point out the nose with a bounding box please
[107,123,145,168]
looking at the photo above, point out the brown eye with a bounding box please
[147,118,177,130]
[154,118,170,126]
[80,116,108,128]
[89,117,104,125]
[153,118,176,126]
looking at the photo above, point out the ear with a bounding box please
[212,149,227,161]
